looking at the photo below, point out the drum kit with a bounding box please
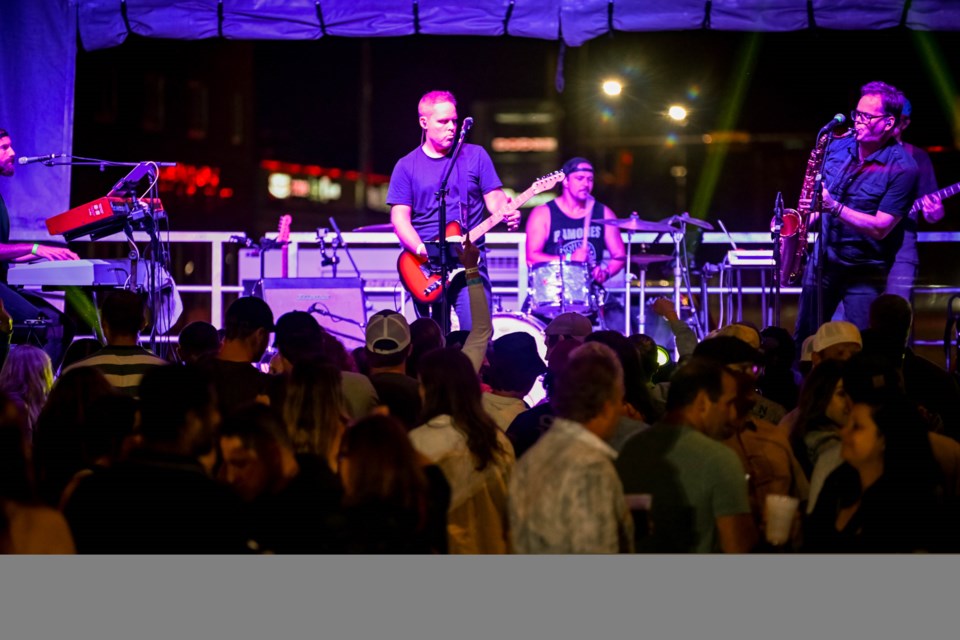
[354,214,713,391]
[524,211,713,339]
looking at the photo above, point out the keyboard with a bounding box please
[7,259,171,288]
[45,196,164,241]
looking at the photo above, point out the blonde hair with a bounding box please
[281,359,348,465]
[418,90,457,119]
[0,345,54,433]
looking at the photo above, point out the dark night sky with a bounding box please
[74,28,960,234]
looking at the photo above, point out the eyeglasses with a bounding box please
[850,110,891,124]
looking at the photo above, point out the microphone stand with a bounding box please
[434,126,471,335]
[328,217,361,278]
[317,228,340,277]
[307,302,366,345]
[811,130,833,328]
[249,235,287,298]
[771,191,783,327]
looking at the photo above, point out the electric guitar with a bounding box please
[397,171,564,304]
[278,214,292,277]
[910,180,960,216]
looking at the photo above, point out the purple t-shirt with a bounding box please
[386,143,503,248]
[894,142,938,265]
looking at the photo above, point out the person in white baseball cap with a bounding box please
[811,321,862,366]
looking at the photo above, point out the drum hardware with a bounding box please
[529,260,593,318]
[629,252,672,335]
[664,211,715,232]
[599,212,679,335]
[667,214,707,347]
[597,213,678,233]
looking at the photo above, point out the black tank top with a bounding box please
[540,199,606,265]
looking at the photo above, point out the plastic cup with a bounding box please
[625,494,653,538]
[764,494,799,546]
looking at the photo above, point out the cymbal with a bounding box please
[631,254,673,265]
[598,215,678,233]
[666,212,715,231]
[351,223,395,232]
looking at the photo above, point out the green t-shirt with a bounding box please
[616,422,750,553]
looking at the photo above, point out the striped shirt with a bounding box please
[62,345,168,397]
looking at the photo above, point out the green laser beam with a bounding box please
[689,33,761,223]
[911,31,960,147]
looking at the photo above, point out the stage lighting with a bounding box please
[602,79,623,97]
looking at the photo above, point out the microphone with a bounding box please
[18,153,65,165]
[819,113,846,133]
[459,117,474,141]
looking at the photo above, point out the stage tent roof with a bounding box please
[77,1,960,51]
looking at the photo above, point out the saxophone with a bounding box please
[774,129,833,287]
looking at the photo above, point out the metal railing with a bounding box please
[77,230,960,337]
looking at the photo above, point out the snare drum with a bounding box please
[491,312,547,407]
[529,261,593,318]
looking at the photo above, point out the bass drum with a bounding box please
[491,312,547,407]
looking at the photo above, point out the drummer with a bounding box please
[524,157,626,320]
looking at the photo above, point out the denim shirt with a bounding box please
[817,135,918,270]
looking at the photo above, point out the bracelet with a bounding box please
[465,277,483,286]
[832,204,843,218]
[31,243,39,255]
[464,267,480,275]
[415,243,426,257]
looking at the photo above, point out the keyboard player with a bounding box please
[1,127,79,367]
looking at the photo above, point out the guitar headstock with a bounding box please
[531,171,565,194]
[277,214,292,243]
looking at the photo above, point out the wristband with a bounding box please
[31,243,39,255]
[465,277,483,286]
[464,267,480,275]
[832,204,843,218]
[416,243,426,257]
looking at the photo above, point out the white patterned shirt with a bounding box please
[508,417,634,554]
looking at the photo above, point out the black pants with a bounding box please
[793,261,885,354]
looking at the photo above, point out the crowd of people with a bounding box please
[1,243,959,554]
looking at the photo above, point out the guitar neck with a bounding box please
[911,180,960,214]
[466,184,538,243]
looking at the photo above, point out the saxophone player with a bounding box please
[793,81,920,349]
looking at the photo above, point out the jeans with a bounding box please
[794,261,885,354]
[885,259,917,303]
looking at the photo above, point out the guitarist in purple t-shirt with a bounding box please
[887,98,946,301]
[387,91,519,331]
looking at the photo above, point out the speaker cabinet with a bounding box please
[259,278,367,351]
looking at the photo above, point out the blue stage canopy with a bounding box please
[76,1,960,51]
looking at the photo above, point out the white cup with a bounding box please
[764,494,799,546]
[625,494,652,511]
[624,494,653,538]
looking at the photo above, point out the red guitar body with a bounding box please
[396,221,464,304]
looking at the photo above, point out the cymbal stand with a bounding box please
[624,239,635,335]
[669,220,706,355]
